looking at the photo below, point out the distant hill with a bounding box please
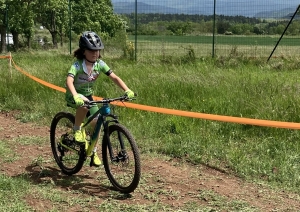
[254,7,297,19]
[111,0,300,18]
[112,2,182,14]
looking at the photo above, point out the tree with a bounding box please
[7,0,36,49]
[217,20,230,34]
[167,21,193,35]
[0,0,10,52]
[230,23,253,35]
[71,0,123,37]
[35,0,69,48]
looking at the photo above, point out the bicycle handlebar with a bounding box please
[84,94,136,107]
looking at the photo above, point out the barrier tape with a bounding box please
[0,55,11,59]
[3,54,300,130]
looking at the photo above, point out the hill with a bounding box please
[111,0,299,18]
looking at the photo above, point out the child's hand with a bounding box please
[73,94,84,106]
[125,89,135,98]
[80,95,90,102]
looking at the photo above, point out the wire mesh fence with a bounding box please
[112,0,300,59]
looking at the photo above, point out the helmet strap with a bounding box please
[84,57,96,64]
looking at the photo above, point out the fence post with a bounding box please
[134,0,137,61]
[212,0,216,58]
[69,0,72,55]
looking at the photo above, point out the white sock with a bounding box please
[73,125,81,131]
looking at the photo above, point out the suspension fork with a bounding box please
[103,121,114,161]
[117,130,126,150]
[103,119,125,161]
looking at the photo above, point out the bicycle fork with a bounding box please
[105,128,128,163]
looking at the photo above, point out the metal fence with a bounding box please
[112,0,300,59]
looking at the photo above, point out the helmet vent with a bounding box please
[79,31,104,50]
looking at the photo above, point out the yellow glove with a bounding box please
[73,94,84,107]
[124,89,135,98]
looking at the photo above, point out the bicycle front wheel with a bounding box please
[102,123,141,193]
[50,112,85,175]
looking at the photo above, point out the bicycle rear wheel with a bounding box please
[102,123,141,193]
[50,112,85,175]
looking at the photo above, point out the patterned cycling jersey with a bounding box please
[66,59,111,97]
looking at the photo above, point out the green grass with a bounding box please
[1,44,300,210]
[0,174,33,211]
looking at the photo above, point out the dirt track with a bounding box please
[1,111,300,211]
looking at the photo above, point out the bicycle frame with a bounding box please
[58,96,130,157]
[81,102,119,157]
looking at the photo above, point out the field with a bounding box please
[1,39,300,211]
[130,34,300,46]
[128,34,300,58]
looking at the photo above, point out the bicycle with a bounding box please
[50,95,141,193]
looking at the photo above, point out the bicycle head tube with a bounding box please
[100,103,110,115]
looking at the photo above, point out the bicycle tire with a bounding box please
[102,123,141,193]
[50,112,86,175]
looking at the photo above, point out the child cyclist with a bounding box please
[65,31,135,167]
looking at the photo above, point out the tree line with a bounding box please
[0,0,123,52]
[122,13,299,36]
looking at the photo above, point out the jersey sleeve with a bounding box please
[95,60,111,74]
[68,61,80,77]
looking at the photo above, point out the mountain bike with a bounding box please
[50,95,141,193]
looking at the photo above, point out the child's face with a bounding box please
[84,49,100,62]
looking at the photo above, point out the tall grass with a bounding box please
[1,48,300,192]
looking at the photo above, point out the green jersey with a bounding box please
[66,59,111,97]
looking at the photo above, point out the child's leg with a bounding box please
[74,106,89,129]
[86,100,102,166]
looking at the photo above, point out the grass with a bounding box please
[1,43,300,210]
[0,174,32,211]
[2,50,300,185]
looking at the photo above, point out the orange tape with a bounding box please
[0,55,11,59]
[113,101,300,129]
[6,56,300,130]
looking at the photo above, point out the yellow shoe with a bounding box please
[91,152,102,167]
[73,130,84,143]
[80,124,86,140]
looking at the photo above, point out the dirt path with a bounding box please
[0,112,299,211]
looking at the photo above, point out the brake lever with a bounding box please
[83,101,95,109]
[123,93,138,101]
